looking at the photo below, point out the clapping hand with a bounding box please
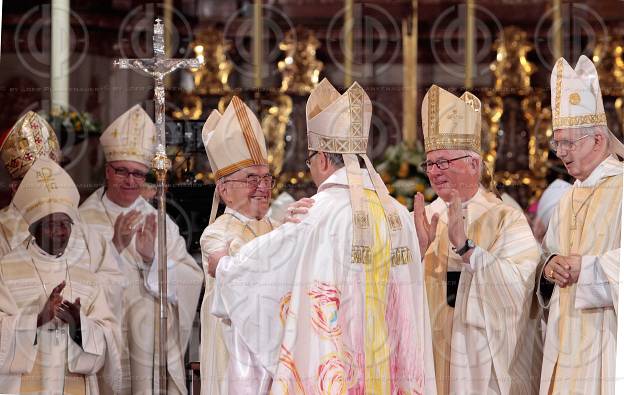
[136,213,157,264]
[413,192,439,256]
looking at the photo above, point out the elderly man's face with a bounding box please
[217,165,273,220]
[30,212,73,256]
[105,160,149,207]
[424,149,480,202]
[552,128,602,181]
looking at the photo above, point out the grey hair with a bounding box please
[324,152,345,168]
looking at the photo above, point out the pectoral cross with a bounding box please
[113,18,202,395]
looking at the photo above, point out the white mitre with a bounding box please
[550,55,624,158]
[100,104,157,166]
[421,84,481,153]
[306,78,404,263]
[13,156,79,226]
[202,96,269,223]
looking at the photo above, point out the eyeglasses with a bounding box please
[305,151,319,168]
[108,164,148,180]
[222,174,276,189]
[419,155,471,172]
[549,134,590,152]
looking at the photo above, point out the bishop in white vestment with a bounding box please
[207,79,436,394]
[414,85,542,394]
[199,97,277,394]
[537,55,624,395]
[0,157,122,394]
[0,111,62,256]
[79,105,203,394]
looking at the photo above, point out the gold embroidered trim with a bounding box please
[214,158,257,179]
[554,60,563,120]
[23,198,75,213]
[353,210,369,229]
[307,132,368,154]
[387,213,402,231]
[428,85,440,138]
[552,112,607,128]
[352,245,372,265]
[424,134,480,152]
[348,85,364,138]
[104,150,152,163]
[391,247,413,266]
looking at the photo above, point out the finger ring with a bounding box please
[548,268,554,278]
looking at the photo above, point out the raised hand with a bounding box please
[112,210,142,253]
[413,192,439,256]
[136,213,157,264]
[57,297,81,331]
[37,281,65,327]
[447,191,468,251]
[285,198,315,223]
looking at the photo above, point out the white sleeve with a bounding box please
[575,251,619,310]
[144,258,178,304]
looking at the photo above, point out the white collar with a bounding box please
[101,188,143,214]
[318,167,376,192]
[428,187,499,224]
[223,207,270,224]
[575,155,623,187]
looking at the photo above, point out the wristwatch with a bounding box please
[454,239,475,256]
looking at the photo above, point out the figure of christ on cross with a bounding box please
[113,18,201,394]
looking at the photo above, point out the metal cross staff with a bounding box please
[114,18,201,394]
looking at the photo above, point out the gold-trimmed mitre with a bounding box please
[202,96,268,180]
[550,55,607,130]
[0,111,61,180]
[421,84,481,153]
[202,96,269,224]
[306,78,405,264]
[13,156,79,226]
[306,78,371,154]
[99,104,156,166]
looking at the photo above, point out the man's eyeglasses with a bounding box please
[549,134,590,152]
[108,164,148,181]
[419,155,471,172]
[222,174,276,188]
[305,151,319,168]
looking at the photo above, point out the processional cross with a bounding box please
[114,19,201,394]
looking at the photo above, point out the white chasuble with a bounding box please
[200,207,277,395]
[212,169,436,394]
[79,187,204,395]
[424,188,542,395]
[538,156,622,395]
[0,241,120,395]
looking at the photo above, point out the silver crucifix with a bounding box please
[114,18,202,394]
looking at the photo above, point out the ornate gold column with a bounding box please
[402,1,418,148]
[464,0,475,89]
[253,0,263,89]
[344,0,354,87]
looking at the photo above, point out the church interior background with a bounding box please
[0,0,623,384]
